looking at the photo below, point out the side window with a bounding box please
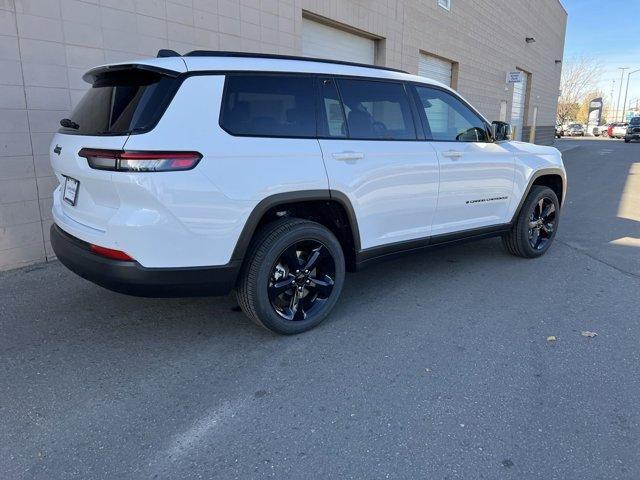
[319,78,347,138]
[414,85,488,142]
[220,75,316,137]
[336,79,416,140]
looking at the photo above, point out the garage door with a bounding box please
[418,53,453,86]
[302,18,375,65]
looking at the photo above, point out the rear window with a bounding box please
[59,69,177,135]
[220,75,316,137]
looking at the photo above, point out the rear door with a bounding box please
[51,67,179,233]
[317,77,439,250]
[411,84,515,235]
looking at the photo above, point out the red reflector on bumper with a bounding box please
[90,244,134,261]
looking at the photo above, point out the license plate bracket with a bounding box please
[63,176,79,206]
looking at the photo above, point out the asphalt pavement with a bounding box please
[2,138,640,479]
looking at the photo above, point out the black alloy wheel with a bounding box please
[502,185,560,258]
[527,197,557,250]
[268,240,336,321]
[236,218,345,334]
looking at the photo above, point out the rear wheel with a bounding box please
[236,218,345,335]
[503,186,560,258]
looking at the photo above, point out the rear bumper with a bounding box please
[625,133,640,141]
[50,224,240,297]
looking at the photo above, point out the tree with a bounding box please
[557,57,603,124]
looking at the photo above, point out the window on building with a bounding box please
[335,79,417,140]
[414,85,488,142]
[438,0,451,11]
[220,75,316,137]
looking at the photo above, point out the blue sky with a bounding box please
[562,0,640,111]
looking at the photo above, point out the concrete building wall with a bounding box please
[0,0,567,270]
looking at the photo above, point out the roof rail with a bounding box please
[184,50,408,74]
[157,49,180,58]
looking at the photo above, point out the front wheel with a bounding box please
[236,218,345,334]
[503,186,560,258]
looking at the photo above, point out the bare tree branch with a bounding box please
[557,57,603,124]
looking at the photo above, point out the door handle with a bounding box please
[441,150,463,159]
[332,151,364,161]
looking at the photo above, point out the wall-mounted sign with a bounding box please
[506,71,524,83]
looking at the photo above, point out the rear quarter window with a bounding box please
[220,75,316,137]
[59,69,177,136]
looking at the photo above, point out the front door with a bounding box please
[317,77,440,250]
[411,85,515,235]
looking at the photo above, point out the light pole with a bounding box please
[616,67,629,122]
[622,68,640,122]
[607,79,616,121]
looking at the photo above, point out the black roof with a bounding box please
[156,49,407,74]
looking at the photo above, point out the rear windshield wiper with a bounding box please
[60,118,79,129]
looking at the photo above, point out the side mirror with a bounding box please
[491,121,512,141]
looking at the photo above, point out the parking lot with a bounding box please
[2,138,640,479]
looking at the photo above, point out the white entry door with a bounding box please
[510,70,528,140]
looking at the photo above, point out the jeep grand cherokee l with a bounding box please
[50,51,567,334]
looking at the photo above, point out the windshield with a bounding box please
[630,117,640,126]
[59,69,177,135]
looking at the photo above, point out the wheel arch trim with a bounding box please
[510,167,566,224]
[230,189,361,263]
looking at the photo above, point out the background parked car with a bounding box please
[625,117,640,143]
[555,124,564,138]
[566,123,585,136]
[593,124,609,137]
[612,123,629,139]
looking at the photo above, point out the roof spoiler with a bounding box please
[82,63,181,83]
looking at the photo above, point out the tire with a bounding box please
[503,186,560,258]
[625,138,631,143]
[236,218,345,335]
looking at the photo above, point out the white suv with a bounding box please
[50,51,566,334]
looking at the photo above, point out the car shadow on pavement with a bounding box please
[2,235,514,346]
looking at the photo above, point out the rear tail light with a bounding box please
[90,244,134,261]
[79,149,201,172]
